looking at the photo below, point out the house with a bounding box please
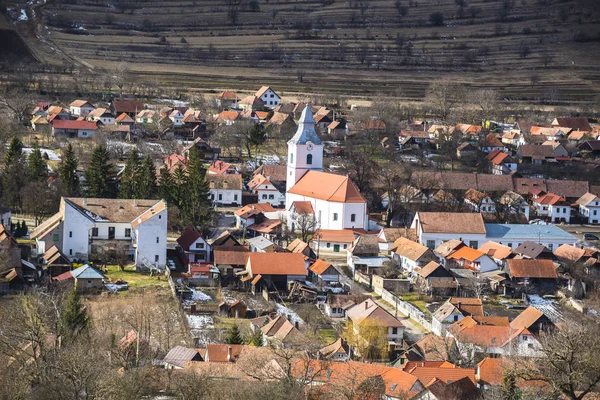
[480,134,505,153]
[347,234,387,275]
[247,236,279,253]
[287,239,317,264]
[531,192,571,223]
[111,100,144,118]
[87,108,115,125]
[188,263,220,287]
[31,115,50,131]
[408,334,456,361]
[216,91,239,108]
[314,113,332,132]
[433,239,466,267]
[575,192,600,224]
[318,338,349,362]
[69,100,94,117]
[327,119,349,135]
[255,86,280,108]
[487,150,517,175]
[518,144,558,164]
[478,241,513,265]
[501,131,523,147]
[218,300,247,318]
[234,203,276,229]
[417,376,480,400]
[136,109,155,124]
[182,137,220,160]
[242,252,307,292]
[499,191,530,221]
[0,224,25,277]
[416,261,457,297]
[431,297,483,336]
[377,228,418,251]
[266,112,297,133]
[207,174,242,206]
[322,294,368,319]
[260,315,302,347]
[551,117,591,132]
[390,237,436,274]
[213,247,248,276]
[456,142,477,159]
[509,306,555,336]
[552,243,600,282]
[411,212,487,250]
[399,130,431,146]
[248,174,285,207]
[207,160,236,175]
[514,241,554,259]
[345,299,404,349]
[286,106,368,230]
[115,113,135,129]
[577,140,600,158]
[215,110,240,125]
[54,264,104,293]
[30,197,168,270]
[177,227,210,263]
[541,140,569,158]
[446,247,499,273]
[464,189,496,213]
[504,259,558,293]
[246,218,282,240]
[484,223,577,251]
[51,120,97,138]
[312,229,355,254]
[42,245,72,278]
[163,346,202,369]
[308,259,340,285]
[530,126,571,140]
[253,164,287,185]
[168,110,184,127]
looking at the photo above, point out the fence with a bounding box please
[165,268,192,343]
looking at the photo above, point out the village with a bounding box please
[0,84,599,399]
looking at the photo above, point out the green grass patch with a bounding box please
[318,328,338,344]
[398,292,432,314]
[103,265,169,290]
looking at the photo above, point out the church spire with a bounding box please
[288,104,322,145]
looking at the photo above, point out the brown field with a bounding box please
[5,0,600,104]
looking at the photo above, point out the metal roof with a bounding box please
[71,264,105,280]
[351,256,389,267]
[484,224,576,241]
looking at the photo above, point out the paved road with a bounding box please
[558,224,600,248]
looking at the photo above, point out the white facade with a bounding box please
[432,312,463,336]
[134,206,168,268]
[465,197,496,213]
[210,188,241,206]
[313,239,351,254]
[579,200,600,224]
[61,201,96,259]
[287,195,367,231]
[77,128,96,138]
[169,111,184,127]
[418,232,486,251]
[257,87,280,107]
[70,105,94,117]
[255,182,285,207]
[285,111,324,193]
[534,202,571,223]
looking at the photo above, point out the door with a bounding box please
[108,227,115,239]
[333,244,340,253]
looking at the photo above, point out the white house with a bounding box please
[312,229,355,254]
[531,192,571,223]
[207,174,242,206]
[248,174,285,207]
[69,100,95,117]
[176,227,210,263]
[255,86,280,108]
[499,191,530,221]
[136,110,155,124]
[286,106,368,230]
[169,110,184,127]
[346,299,404,346]
[446,246,499,273]
[431,298,483,336]
[30,198,168,270]
[308,259,340,284]
[488,150,517,175]
[390,237,436,274]
[464,189,496,213]
[87,108,115,125]
[411,212,487,250]
[575,192,600,224]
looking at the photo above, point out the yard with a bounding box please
[397,292,432,315]
[103,264,169,291]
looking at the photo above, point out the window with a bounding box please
[91,228,98,237]
[392,327,398,335]
[507,243,512,248]
[595,210,598,215]
[270,94,274,98]
[426,240,435,249]
[156,237,159,243]
[469,241,478,248]
[306,154,313,165]
[262,194,267,199]
[159,215,162,219]
[88,280,91,284]
[522,335,528,341]
[69,249,73,256]
[155,255,159,262]
[234,194,238,201]
[290,153,294,163]
[350,214,356,222]
[548,243,553,250]
[124,228,131,238]
[318,210,322,222]
[269,194,274,200]
[528,343,533,349]
[218,194,223,201]
[343,244,347,249]
[69,231,72,238]
[453,315,459,321]
[333,213,338,221]
[196,242,204,249]
[326,243,330,248]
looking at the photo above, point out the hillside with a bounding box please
[4,0,600,104]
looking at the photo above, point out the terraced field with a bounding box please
[6,0,600,104]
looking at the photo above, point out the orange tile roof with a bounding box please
[506,259,558,279]
[217,90,239,100]
[449,321,530,348]
[418,261,443,278]
[246,218,281,234]
[217,110,240,122]
[52,120,97,130]
[509,306,544,330]
[313,229,355,243]
[208,160,232,174]
[405,365,476,385]
[402,361,455,370]
[449,297,484,316]
[309,259,334,275]
[213,247,248,266]
[447,246,486,262]
[346,299,404,328]
[478,241,513,260]
[69,99,92,107]
[535,192,569,206]
[291,201,314,215]
[415,212,486,234]
[476,357,507,386]
[247,253,307,276]
[234,203,276,218]
[201,344,244,363]
[288,170,366,203]
[391,237,432,262]
[115,112,134,123]
[255,111,271,120]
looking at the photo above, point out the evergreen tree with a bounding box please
[136,155,156,199]
[86,145,116,198]
[181,147,213,233]
[59,143,79,197]
[20,220,28,237]
[61,288,89,339]
[250,329,263,346]
[158,166,175,204]
[246,123,268,157]
[225,324,243,345]
[119,149,141,199]
[2,137,26,210]
[27,143,48,182]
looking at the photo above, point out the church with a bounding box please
[285,106,368,231]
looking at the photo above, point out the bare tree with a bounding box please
[425,79,463,122]
[292,211,317,242]
[0,87,34,124]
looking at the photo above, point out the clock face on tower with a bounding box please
[306,142,314,151]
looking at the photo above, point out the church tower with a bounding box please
[286,105,323,193]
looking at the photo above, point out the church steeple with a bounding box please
[286,105,324,197]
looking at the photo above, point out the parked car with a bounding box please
[584,233,599,241]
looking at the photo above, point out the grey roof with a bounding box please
[247,236,275,250]
[485,224,577,241]
[163,346,200,368]
[71,264,104,280]
[351,256,389,267]
[287,105,322,145]
[514,241,551,259]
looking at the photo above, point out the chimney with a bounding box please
[83,198,87,206]
[227,346,232,362]
[294,321,300,330]
[365,301,369,310]
[134,199,137,207]
[457,301,462,310]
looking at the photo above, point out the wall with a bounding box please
[372,275,411,294]
[419,232,486,249]
[134,206,168,268]
[210,188,241,206]
[92,222,132,240]
[62,203,95,260]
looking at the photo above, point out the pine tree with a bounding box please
[61,288,89,340]
[59,143,80,197]
[27,143,48,182]
[2,137,26,210]
[181,147,213,233]
[250,329,263,346]
[86,145,116,198]
[225,324,243,345]
[119,149,141,199]
[136,155,156,199]
[158,166,175,204]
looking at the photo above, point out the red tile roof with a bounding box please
[177,227,203,251]
[51,120,97,130]
[506,259,558,279]
[247,252,307,276]
[309,259,335,275]
[291,201,314,214]
[288,171,366,203]
[208,160,232,174]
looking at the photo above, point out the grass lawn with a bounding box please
[103,265,169,290]
[318,328,338,345]
[398,292,431,315]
